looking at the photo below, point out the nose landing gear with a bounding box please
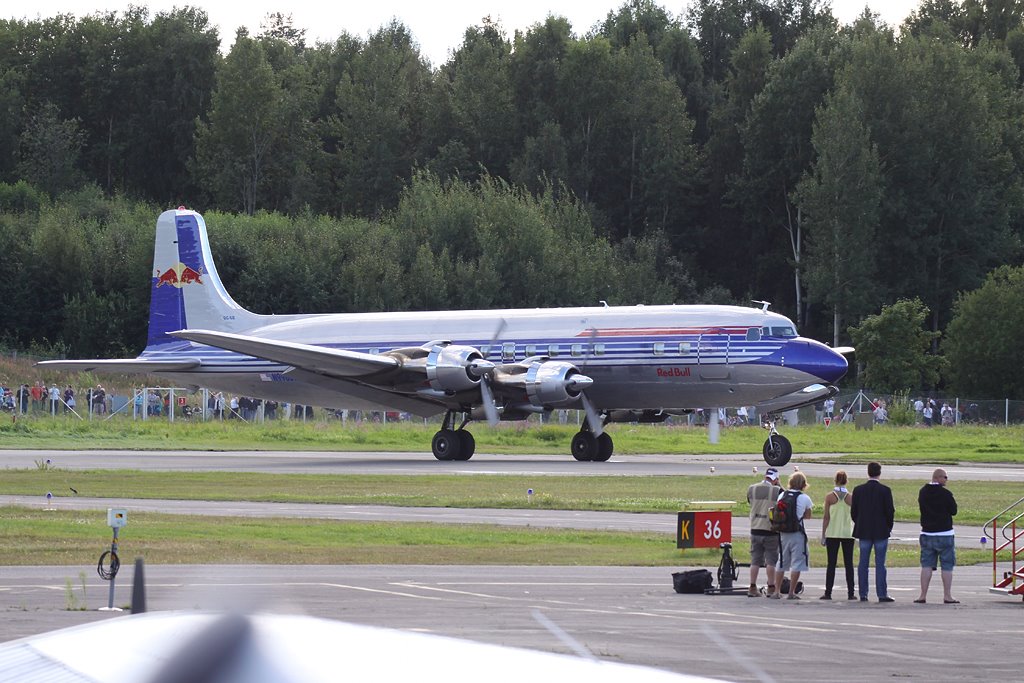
[762,417,792,466]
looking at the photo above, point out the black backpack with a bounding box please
[769,489,802,533]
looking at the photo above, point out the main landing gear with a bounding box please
[762,417,792,467]
[570,427,613,462]
[431,411,475,461]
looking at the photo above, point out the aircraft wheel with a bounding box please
[432,429,462,461]
[592,433,614,462]
[571,431,598,461]
[454,430,476,460]
[762,435,792,467]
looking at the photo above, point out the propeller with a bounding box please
[477,318,507,427]
[578,325,603,436]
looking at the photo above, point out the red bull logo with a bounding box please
[154,263,204,288]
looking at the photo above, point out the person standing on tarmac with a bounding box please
[747,467,782,597]
[770,472,812,600]
[852,461,896,602]
[915,468,959,604]
[820,470,856,600]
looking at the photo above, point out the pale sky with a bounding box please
[15,1,922,66]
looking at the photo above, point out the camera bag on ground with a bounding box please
[672,569,713,594]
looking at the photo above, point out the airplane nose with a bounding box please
[815,345,849,384]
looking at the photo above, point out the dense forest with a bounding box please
[3,0,1024,394]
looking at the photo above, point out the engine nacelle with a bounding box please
[426,344,485,394]
[524,361,591,408]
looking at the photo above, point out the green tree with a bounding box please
[848,298,942,393]
[737,27,839,325]
[333,21,434,215]
[795,85,882,346]
[194,31,287,215]
[944,265,1024,397]
[442,19,516,180]
[16,102,84,196]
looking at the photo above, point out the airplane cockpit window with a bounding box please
[502,342,516,361]
[761,326,797,338]
[745,328,761,342]
[369,348,379,355]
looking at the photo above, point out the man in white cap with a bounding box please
[747,467,782,596]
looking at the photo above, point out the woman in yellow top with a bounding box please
[820,470,856,600]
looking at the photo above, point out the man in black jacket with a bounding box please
[851,462,896,602]
[915,468,958,604]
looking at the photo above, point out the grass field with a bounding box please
[2,417,1024,462]
[0,507,1001,569]
[0,470,1018,526]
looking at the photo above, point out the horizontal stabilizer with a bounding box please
[170,329,398,377]
[755,383,838,415]
[35,358,202,373]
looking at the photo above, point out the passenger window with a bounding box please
[525,344,536,357]
[745,328,761,342]
[547,344,559,357]
[571,343,584,357]
[678,342,690,355]
[654,342,665,356]
[593,343,605,356]
[502,342,516,361]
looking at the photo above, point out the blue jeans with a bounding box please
[858,538,889,598]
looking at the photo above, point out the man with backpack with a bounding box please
[747,467,782,597]
[769,471,812,600]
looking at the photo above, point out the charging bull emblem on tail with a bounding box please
[154,263,205,288]
[155,268,179,287]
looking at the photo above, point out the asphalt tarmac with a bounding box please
[1,448,1022,480]
[0,564,1020,683]
[0,449,1021,682]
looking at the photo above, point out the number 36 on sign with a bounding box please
[676,511,731,549]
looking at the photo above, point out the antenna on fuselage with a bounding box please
[751,300,771,312]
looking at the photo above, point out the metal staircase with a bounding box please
[984,497,1024,600]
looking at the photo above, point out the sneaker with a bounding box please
[747,585,759,598]
[768,593,781,600]
[787,594,801,600]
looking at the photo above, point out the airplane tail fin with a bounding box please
[146,209,261,351]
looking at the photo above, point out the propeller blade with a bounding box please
[580,392,603,437]
[479,378,500,427]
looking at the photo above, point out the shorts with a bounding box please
[779,531,809,572]
[920,534,956,570]
[750,534,780,567]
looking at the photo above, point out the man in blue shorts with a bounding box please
[915,468,958,604]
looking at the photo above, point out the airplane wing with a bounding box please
[0,611,716,683]
[169,329,399,377]
[34,358,203,372]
